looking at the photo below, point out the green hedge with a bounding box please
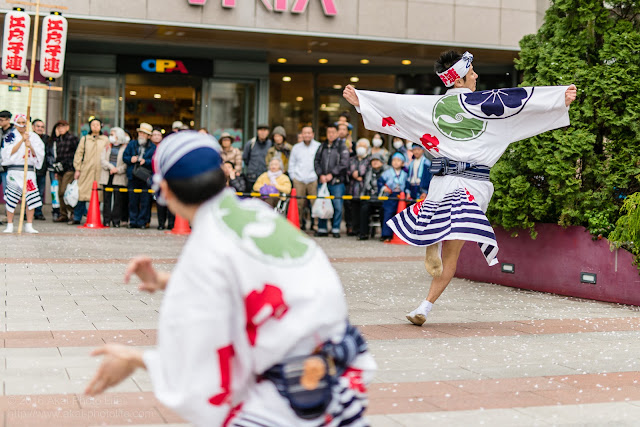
[487,0,640,246]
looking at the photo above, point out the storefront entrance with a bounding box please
[124,74,202,136]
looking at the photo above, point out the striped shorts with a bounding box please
[4,170,42,213]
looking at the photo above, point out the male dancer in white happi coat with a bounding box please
[85,131,376,427]
[1,114,45,234]
[344,50,577,326]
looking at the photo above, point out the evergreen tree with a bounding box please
[488,0,640,240]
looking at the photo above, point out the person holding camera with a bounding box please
[123,123,156,229]
[50,120,79,223]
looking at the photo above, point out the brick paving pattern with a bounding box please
[1,221,640,426]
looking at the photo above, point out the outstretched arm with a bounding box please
[343,84,360,108]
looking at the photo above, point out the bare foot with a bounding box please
[424,244,443,278]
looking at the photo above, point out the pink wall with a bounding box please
[456,224,640,306]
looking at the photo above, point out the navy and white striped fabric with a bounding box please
[229,378,369,427]
[388,187,499,266]
[4,173,42,213]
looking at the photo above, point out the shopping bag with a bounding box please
[63,179,79,208]
[311,183,334,219]
[50,179,60,209]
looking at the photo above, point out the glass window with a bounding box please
[317,74,395,143]
[67,74,118,137]
[269,72,313,144]
[206,81,256,149]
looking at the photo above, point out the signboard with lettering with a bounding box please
[1,10,31,76]
[116,56,213,77]
[40,14,68,79]
[190,0,338,16]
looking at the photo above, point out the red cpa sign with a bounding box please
[40,14,68,79]
[188,0,338,16]
[1,10,31,76]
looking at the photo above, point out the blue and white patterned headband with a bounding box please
[152,131,222,205]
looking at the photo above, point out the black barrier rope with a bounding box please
[102,187,422,202]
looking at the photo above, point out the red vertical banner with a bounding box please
[2,11,31,76]
[39,14,68,79]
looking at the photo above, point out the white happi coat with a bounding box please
[1,129,45,211]
[356,86,571,265]
[144,190,376,427]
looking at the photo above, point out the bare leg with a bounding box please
[6,211,14,223]
[407,240,466,326]
[426,240,466,303]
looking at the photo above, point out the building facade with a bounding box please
[0,0,550,144]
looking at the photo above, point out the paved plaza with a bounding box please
[1,219,640,426]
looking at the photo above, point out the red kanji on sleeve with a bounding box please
[412,199,424,216]
[465,188,475,202]
[26,180,37,193]
[381,117,396,128]
[208,344,235,406]
[244,284,289,347]
[420,134,440,153]
[342,368,366,393]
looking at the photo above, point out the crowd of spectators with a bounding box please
[0,111,433,240]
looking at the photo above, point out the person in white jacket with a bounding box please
[1,114,45,233]
[85,131,376,427]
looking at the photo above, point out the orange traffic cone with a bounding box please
[286,188,300,228]
[167,214,191,235]
[386,191,408,245]
[80,181,106,229]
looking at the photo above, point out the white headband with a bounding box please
[437,51,474,87]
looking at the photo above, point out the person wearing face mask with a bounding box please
[123,123,156,229]
[100,127,128,228]
[347,138,371,236]
[1,114,45,233]
[370,133,389,164]
[265,126,292,172]
[389,137,408,167]
[72,118,109,225]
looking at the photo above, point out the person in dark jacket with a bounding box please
[314,124,350,238]
[347,138,371,236]
[123,123,156,229]
[50,120,79,223]
[358,153,388,240]
[32,119,53,220]
[242,124,272,191]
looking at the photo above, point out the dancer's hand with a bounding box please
[565,84,577,107]
[343,85,360,107]
[85,344,144,396]
[124,256,168,293]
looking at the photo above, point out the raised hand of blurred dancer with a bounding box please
[85,343,144,396]
[565,84,577,107]
[343,85,360,107]
[124,256,170,293]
